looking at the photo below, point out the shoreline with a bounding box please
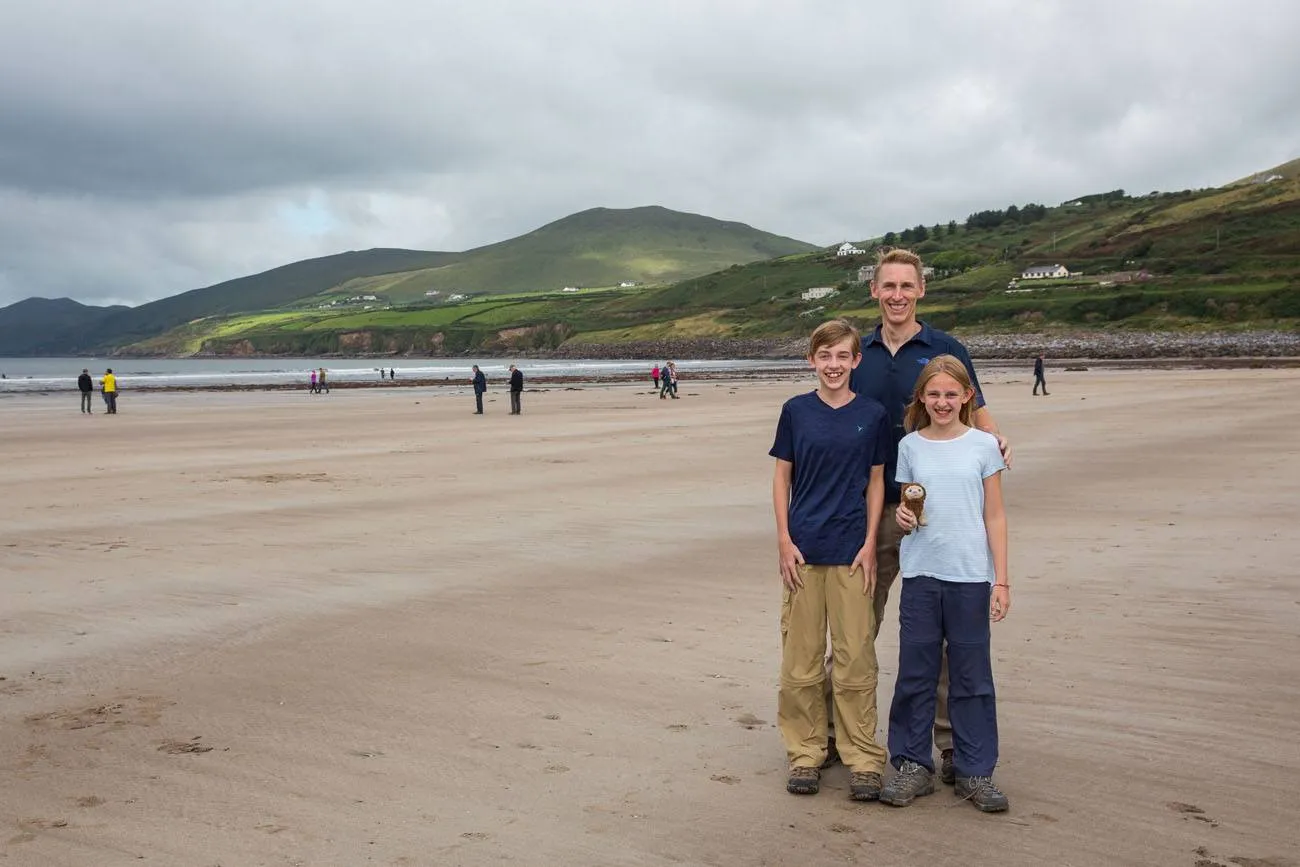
[7,327,1300,364]
[3,355,1300,396]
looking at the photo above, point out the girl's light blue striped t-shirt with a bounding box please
[896,427,1005,583]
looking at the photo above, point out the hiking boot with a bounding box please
[955,776,1009,813]
[939,748,955,785]
[879,760,935,807]
[820,737,841,769]
[786,765,821,795]
[849,770,883,802]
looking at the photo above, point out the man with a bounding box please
[841,248,1011,785]
[508,364,524,415]
[101,368,118,414]
[472,364,487,414]
[1033,354,1049,395]
[78,368,94,413]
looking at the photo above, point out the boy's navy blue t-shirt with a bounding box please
[769,391,890,565]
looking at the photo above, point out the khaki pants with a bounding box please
[779,564,887,772]
[825,510,952,752]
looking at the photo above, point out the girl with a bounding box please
[878,354,1011,813]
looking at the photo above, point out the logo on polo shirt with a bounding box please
[917,357,930,365]
[857,425,864,433]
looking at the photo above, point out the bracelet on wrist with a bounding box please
[994,583,1009,588]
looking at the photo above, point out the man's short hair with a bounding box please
[808,319,861,357]
[874,248,924,285]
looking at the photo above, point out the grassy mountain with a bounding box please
[0,249,454,356]
[318,206,819,303]
[135,158,1300,357]
[0,297,129,355]
[1,206,816,355]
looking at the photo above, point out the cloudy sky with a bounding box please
[2,0,1297,308]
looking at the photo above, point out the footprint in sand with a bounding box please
[735,713,767,729]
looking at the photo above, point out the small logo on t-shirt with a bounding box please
[857,425,864,433]
[917,357,930,365]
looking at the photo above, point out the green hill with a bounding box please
[0,206,817,355]
[145,159,1300,358]
[318,206,819,303]
[0,248,455,356]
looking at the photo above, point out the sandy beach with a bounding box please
[1,369,1297,866]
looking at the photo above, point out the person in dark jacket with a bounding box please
[472,365,487,414]
[509,364,524,415]
[1033,354,1049,395]
[78,368,94,414]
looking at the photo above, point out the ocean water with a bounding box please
[0,357,798,393]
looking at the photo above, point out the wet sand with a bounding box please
[1,370,1297,866]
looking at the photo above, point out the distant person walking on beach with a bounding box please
[509,364,524,415]
[667,362,680,399]
[310,369,318,394]
[1033,354,1049,396]
[659,361,672,398]
[390,367,396,380]
[78,368,94,413]
[318,368,329,393]
[472,365,487,414]
[101,368,118,414]
[652,364,660,390]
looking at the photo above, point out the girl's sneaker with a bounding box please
[879,760,935,806]
[955,776,1009,812]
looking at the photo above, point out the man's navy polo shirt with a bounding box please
[769,392,890,565]
[848,321,986,503]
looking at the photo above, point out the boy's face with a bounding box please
[808,336,860,392]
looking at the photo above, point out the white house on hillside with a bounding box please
[836,242,865,256]
[857,265,875,282]
[1021,264,1070,280]
[802,286,838,301]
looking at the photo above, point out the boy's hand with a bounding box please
[851,544,877,596]
[895,504,918,534]
[778,539,806,591]
[997,434,1012,468]
[990,585,1011,621]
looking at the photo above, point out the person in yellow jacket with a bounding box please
[102,368,118,414]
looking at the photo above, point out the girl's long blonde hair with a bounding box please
[904,355,977,432]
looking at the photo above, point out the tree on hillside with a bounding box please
[883,231,897,246]
[948,220,958,235]
[933,223,943,238]
[913,224,929,242]
[900,227,914,243]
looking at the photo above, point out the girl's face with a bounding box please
[921,372,973,429]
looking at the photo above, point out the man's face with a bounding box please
[808,336,860,393]
[871,263,925,327]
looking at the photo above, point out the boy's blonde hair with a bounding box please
[904,355,977,432]
[874,248,925,285]
[808,319,861,358]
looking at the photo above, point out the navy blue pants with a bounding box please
[888,576,998,777]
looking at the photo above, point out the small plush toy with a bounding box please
[901,483,927,527]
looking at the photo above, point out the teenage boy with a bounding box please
[771,319,891,801]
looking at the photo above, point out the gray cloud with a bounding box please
[1,0,1297,307]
